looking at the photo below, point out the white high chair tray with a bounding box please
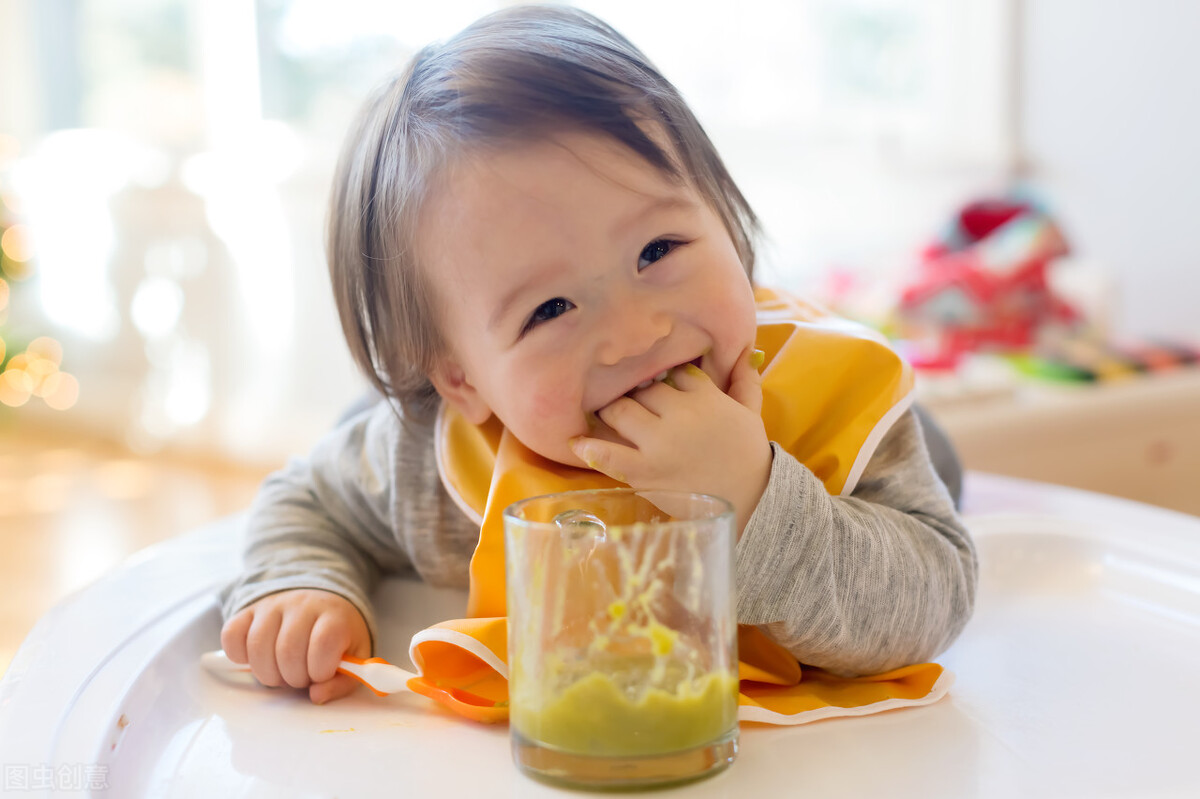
[2,473,1199,798]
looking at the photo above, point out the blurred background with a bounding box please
[2,0,1198,672]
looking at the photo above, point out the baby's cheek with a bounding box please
[511,384,589,466]
[527,383,582,429]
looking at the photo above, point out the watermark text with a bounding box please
[3,763,110,792]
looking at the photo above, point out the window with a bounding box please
[0,0,1014,460]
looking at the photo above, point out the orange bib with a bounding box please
[406,288,952,724]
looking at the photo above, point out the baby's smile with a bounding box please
[630,369,673,393]
[616,356,706,402]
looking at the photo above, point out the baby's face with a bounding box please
[421,132,757,468]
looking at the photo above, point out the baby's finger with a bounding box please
[275,613,316,689]
[619,378,677,416]
[309,673,360,705]
[308,613,359,684]
[245,608,284,687]
[596,395,658,441]
[220,609,253,665]
[726,347,764,414]
[570,436,635,485]
[668,362,711,390]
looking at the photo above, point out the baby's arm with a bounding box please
[220,402,413,702]
[736,408,977,675]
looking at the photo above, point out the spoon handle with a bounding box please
[200,650,418,696]
[337,654,419,696]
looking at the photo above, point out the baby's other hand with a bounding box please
[220,589,371,705]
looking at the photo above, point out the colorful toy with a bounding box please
[894,194,1080,369]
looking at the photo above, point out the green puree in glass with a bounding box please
[512,669,739,757]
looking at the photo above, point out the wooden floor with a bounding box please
[0,419,273,678]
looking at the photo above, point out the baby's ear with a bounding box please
[429,359,493,425]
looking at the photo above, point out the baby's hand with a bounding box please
[571,346,772,536]
[220,589,371,705]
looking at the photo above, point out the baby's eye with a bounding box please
[522,297,575,335]
[638,239,680,270]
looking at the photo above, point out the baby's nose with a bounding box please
[596,301,672,366]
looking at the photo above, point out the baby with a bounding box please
[221,4,976,705]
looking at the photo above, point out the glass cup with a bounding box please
[504,488,739,790]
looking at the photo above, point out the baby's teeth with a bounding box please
[634,371,671,392]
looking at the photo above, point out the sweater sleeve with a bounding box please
[219,401,415,650]
[734,408,977,676]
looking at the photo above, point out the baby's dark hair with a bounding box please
[327,4,760,421]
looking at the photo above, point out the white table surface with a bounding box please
[2,473,1199,798]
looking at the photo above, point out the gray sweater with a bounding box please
[221,401,976,676]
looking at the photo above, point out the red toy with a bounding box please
[895,195,1080,369]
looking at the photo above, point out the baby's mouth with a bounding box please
[630,369,671,393]
[623,356,704,397]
